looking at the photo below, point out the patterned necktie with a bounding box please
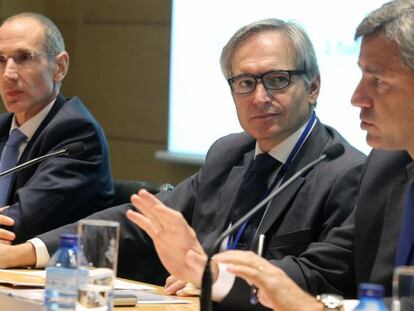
[395,181,414,266]
[0,128,27,206]
[229,153,281,249]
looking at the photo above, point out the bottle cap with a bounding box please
[59,234,79,247]
[358,283,384,298]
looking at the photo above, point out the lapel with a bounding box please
[0,114,13,156]
[253,120,330,243]
[207,151,254,246]
[12,95,65,192]
[200,143,255,251]
[17,94,65,165]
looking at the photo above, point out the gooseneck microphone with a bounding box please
[0,142,85,179]
[200,143,345,311]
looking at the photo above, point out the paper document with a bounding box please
[0,269,154,291]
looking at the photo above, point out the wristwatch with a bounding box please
[316,294,344,311]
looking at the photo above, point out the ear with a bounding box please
[53,51,69,82]
[308,75,321,106]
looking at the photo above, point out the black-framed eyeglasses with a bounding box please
[0,51,55,71]
[227,69,306,95]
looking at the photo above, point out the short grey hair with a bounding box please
[220,18,319,89]
[2,12,65,55]
[355,0,414,70]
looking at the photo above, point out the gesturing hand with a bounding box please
[126,189,207,286]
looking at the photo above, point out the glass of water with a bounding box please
[77,219,120,311]
[392,266,414,311]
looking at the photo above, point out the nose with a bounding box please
[2,58,19,81]
[351,78,372,108]
[251,81,271,106]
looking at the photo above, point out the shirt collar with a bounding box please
[254,116,316,164]
[10,97,57,141]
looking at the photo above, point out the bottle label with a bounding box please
[45,267,78,310]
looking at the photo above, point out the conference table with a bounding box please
[0,269,199,311]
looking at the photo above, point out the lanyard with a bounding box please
[227,112,317,250]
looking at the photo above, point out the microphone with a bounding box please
[200,143,345,311]
[0,142,85,179]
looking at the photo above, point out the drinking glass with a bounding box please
[76,219,120,311]
[392,266,414,311]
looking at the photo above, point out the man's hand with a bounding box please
[0,242,36,268]
[164,275,188,295]
[126,189,207,286]
[214,250,323,311]
[0,211,15,244]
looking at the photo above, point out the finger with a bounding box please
[0,228,15,241]
[137,189,164,206]
[130,195,164,232]
[216,250,273,270]
[165,275,178,287]
[0,214,14,226]
[0,239,12,245]
[225,263,265,288]
[214,250,265,267]
[126,209,160,238]
[164,279,187,295]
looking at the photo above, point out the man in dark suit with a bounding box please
[0,13,114,244]
[122,18,365,305]
[0,18,364,310]
[213,1,414,310]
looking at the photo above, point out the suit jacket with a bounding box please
[271,149,413,299]
[0,94,114,243]
[40,120,365,310]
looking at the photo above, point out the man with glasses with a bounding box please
[0,18,363,310]
[0,13,113,244]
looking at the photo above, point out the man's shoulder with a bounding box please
[205,132,255,162]
[46,95,100,130]
[320,123,366,162]
[364,149,412,178]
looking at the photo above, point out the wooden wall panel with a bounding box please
[109,139,198,185]
[74,24,170,143]
[83,0,171,23]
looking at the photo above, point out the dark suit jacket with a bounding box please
[0,94,114,243]
[271,149,412,299]
[40,120,365,310]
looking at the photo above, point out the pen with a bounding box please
[250,234,265,304]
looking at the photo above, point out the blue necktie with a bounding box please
[395,181,414,266]
[0,128,27,206]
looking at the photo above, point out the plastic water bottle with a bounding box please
[45,234,79,311]
[353,283,388,311]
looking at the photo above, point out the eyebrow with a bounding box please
[0,48,32,55]
[358,62,385,75]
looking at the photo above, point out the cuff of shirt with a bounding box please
[212,263,235,302]
[27,238,50,268]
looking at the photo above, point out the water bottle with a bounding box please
[45,234,79,311]
[353,283,388,311]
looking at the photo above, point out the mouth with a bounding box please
[5,90,23,98]
[360,119,374,130]
[251,112,280,121]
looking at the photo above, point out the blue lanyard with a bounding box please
[226,112,317,250]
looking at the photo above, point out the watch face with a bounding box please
[319,294,343,309]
